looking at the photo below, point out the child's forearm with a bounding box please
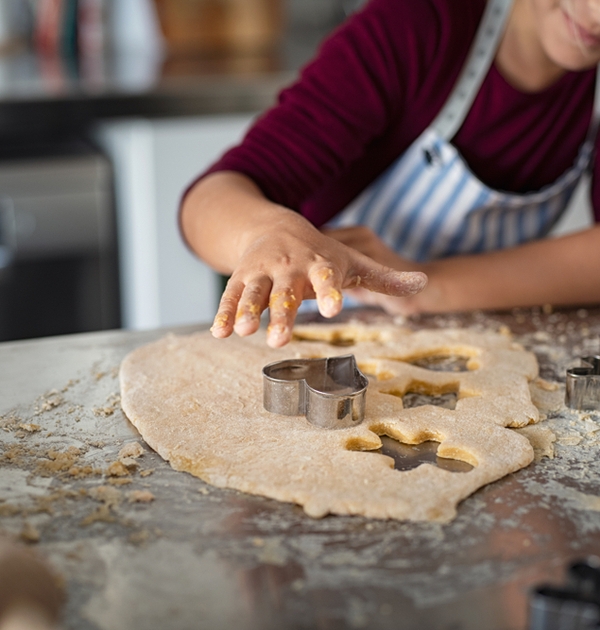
[180,171,289,275]
[328,223,600,314]
[420,225,600,312]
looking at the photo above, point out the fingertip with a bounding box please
[266,323,292,348]
[383,270,428,296]
[210,325,231,339]
[210,313,233,338]
[233,311,261,337]
[233,322,258,337]
[317,288,343,318]
[403,271,428,293]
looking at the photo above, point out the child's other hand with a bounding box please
[210,213,427,348]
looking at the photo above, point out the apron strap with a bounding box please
[590,64,600,132]
[432,0,513,140]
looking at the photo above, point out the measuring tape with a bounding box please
[433,0,600,144]
[432,0,513,140]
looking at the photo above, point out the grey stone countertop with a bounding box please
[1,306,599,630]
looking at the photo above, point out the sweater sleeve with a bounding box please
[199,0,436,211]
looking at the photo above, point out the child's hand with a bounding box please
[210,212,427,347]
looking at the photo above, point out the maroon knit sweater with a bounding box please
[199,0,600,224]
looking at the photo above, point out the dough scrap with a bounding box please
[514,425,556,461]
[119,324,541,522]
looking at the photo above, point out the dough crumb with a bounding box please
[18,423,41,433]
[0,504,22,517]
[67,465,99,479]
[128,529,151,545]
[108,478,132,486]
[119,457,139,471]
[529,379,565,415]
[118,442,144,460]
[127,490,155,504]
[80,505,115,526]
[36,448,82,476]
[93,393,121,417]
[557,434,583,446]
[106,461,129,477]
[514,425,556,461]
[79,486,123,526]
[37,391,64,413]
[532,377,560,392]
[20,522,40,543]
[88,485,122,507]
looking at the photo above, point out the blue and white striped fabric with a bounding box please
[326,0,599,263]
[328,126,593,262]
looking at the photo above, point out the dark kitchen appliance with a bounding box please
[0,141,120,342]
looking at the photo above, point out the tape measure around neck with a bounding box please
[432,0,513,140]
[433,0,600,141]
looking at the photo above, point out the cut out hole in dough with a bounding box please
[410,354,471,372]
[377,436,474,473]
[382,381,460,410]
[403,391,458,410]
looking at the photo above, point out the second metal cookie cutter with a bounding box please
[263,355,368,430]
[566,356,600,411]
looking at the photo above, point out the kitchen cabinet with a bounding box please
[97,113,255,330]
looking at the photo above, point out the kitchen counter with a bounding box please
[1,307,599,630]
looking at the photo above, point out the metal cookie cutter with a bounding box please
[263,355,368,430]
[529,557,600,630]
[565,356,600,411]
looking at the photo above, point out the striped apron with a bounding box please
[327,0,600,262]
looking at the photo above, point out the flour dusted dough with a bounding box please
[120,324,541,522]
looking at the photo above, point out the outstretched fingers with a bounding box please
[211,273,306,347]
[211,276,271,339]
[210,245,427,346]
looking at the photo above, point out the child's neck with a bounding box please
[495,0,566,92]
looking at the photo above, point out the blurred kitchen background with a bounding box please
[0,0,591,342]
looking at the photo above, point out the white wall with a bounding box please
[97,114,255,330]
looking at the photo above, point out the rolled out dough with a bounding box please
[119,323,541,522]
